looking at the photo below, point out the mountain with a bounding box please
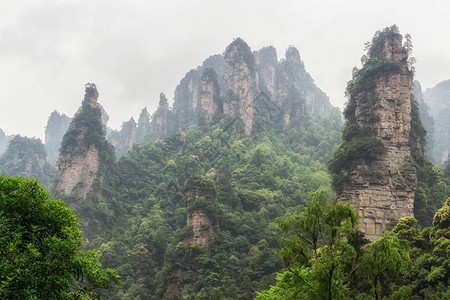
[0,129,14,156]
[412,81,434,159]
[423,80,450,164]
[0,135,56,188]
[51,54,342,297]
[329,25,446,240]
[144,38,333,144]
[45,110,72,165]
[53,83,116,218]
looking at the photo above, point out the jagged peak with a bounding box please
[159,92,169,108]
[139,107,149,119]
[125,117,136,125]
[285,46,302,64]
[224,37,255,71]
[83,82,99,108]
[257,46,278,65]
[366,25,405,61]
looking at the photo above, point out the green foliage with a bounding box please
[357,231,411,299]
[74,108,344,299]
[365,25,402,59]
[0,176,119,299]
[0,135,56,189]
[410,94,447,227]
[257,192,359,299]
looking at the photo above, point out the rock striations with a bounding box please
[184,176,217,247]
[53,83,115,203]
[45,111,72,165]
[147,38,332,140]
[331,26,418,240]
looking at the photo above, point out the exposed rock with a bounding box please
[255,46,279,98]
[279,47,331,125]
[0,129,14,156]
[136,107,151,143]
[412,81,434,159]
[224,38,257,134]
[44,111,72,165]
[54,83,114,202]
[150,93,171,140]
[335,28,417,240]
[198,68,222,123]
[424,80,450,164]
[184,177,216,247]
[0,135,56,189]
[108,117,137,157]
[172,70,201,131]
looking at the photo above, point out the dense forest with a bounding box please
[1,26,450,300]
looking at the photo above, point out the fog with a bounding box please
[1,0,449,139]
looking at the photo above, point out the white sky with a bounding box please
[1,0,450,139]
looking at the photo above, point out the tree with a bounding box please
[256,192,359,299]
[356,231,411,300]
[0,176,119,299]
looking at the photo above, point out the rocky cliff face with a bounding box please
[0,135,56,188]
[0,129,14,156]
[108,117,137,157]
[423,80,450,164]
[44,111,72,165]
[122,38,333,143]
[333,28,417,240]
[184,177,216,247]
[54,83,114,202]
[136,107,151,143]
[223,38,257,134]
[150,93,171,140]
[412,81,434,158]
[199,68,222,123]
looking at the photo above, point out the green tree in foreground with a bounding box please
[256,192,359,300]
[0,176,119,299]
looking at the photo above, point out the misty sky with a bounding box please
[1,0,450,139]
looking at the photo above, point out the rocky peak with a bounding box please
[255,46,278,97]
[224,38,257,134]
[44,111,72,166]
[159,92,169,109]
[0,135,56,189]
[199,68,221,123]
[150,93,171,140]
[285,46,302,64]
[136,107,151,144]
[332,26,417,240]
[0,129,14,156]
[84,83,99,108]
[54,83,114,203]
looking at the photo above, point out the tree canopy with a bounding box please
[0,176,119,299]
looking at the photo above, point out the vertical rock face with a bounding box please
[54,83,113,202]
[224,38,257,134]
[136,108,151,143]
[108,118,137,157]
[255,46,279,98]
[279,47,332,124]
[334,29,417,240]
[44,111,72,165]
[199,68,222,123]
[412,81,434,158]
[150,93,171,140]
[172,70,201,131]
[423,80,450,164]
[0,129,14,156]
[184,177,216,247]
